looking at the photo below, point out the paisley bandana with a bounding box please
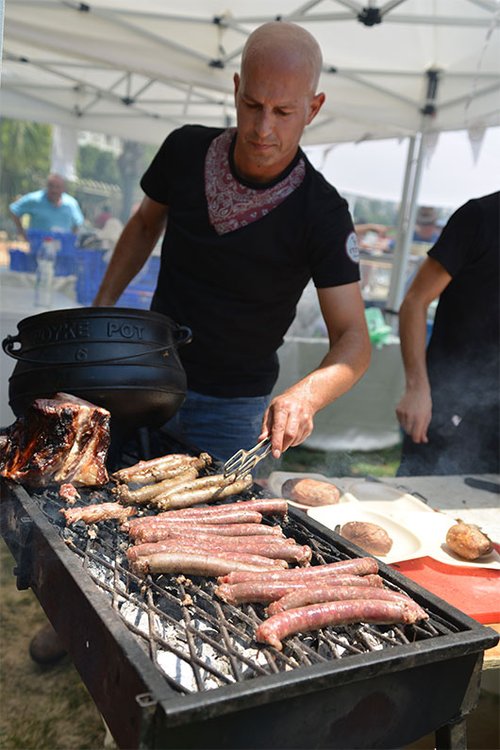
[205,128,306,235]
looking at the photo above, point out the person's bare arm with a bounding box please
[395,257,452,443]
[260,282,371,457]
[9,211,27,240]
[92,196,168,306]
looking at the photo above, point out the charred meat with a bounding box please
[0,392,110,487]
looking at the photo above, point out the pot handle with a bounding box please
[173,325,192,347]
[2,334,21,357]
[1,336,191,365]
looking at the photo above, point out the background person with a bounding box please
[396,191,499,476]
[9,173,84,239]
[92,20,371,464]
[94,203,113,230]
[413,206,442,244]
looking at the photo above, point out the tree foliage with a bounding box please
[77,144,120,184]
[0,118,52,210]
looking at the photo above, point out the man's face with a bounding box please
[416,223,437,240]
[233,59,324,183]
[46,177,65,205]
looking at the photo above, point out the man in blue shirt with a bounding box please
[9,173,84,239]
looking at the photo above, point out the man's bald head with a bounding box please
[240,22,323,94]
[46,173,66,204]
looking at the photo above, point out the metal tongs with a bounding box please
[223,437,272,479]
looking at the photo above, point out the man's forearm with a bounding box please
[303,327,371,412]
[398,296,429,390]
[9,211,26,239]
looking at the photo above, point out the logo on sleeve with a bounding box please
[346,231,360,263]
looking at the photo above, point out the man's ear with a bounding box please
[307,92,326,125]
[233,72,240,101]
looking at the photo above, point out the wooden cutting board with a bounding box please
[391,555,500,624]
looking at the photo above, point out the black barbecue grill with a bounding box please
[1,439,498,750]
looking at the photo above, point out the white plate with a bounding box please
[307,505,426,564]
[342,479,434,509]
[341,496,435,520]
[266,471,356,510]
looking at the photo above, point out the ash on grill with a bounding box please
[32,481,447,696]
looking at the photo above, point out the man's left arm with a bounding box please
[69,197,85,233]
[260,282,371,457]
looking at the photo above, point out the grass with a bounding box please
[279,443,402,478]
[0,444,401,750]
[0,538,106,750]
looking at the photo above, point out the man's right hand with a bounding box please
[395,386,432,443]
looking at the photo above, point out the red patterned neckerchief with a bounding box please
[205,128,306,235]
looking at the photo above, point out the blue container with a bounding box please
[117,289,154,310]
[75,249,107,305]
[26,229,78,276]
[127,256,160,291]
[74,250,159,308]
[9,248,37,273]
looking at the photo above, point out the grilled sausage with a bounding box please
[129,532,308,564]
[127,542,288,567]
[112,453,211,484]
[114,467,200,505]
[131,551,281,578]
[219,557,379,585]
[124,520,284,537]
[215,574,384,606]
[61,502,137,525]
[255,599,429,650]
[149,497,287,519]
[125,510,264,539]
[266,584,417,616]
[157,474,253,510]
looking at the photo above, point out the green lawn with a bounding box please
[278,442,402,478]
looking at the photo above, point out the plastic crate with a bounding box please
[25,229,78,276]
[117,289,154,310]
[127,255,160,291]
[9,248,37,273]
[74,250,158,308]
[75,249,107,305]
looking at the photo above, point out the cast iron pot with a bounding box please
[2,307,192,430]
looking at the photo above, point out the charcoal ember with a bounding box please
[0,392,110,487]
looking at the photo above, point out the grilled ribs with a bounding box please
[0,392,110,486]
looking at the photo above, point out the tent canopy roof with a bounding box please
[2,0,499,145]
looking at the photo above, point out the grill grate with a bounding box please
[28,474,454,696]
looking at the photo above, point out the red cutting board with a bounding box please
[391,555,500,624]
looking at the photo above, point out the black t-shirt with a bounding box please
[427,191,499,412]
[141,125,360,396]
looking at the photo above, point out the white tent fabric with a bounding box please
[2,0,500,146]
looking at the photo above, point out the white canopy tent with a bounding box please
[2,0,499,145]
[1,0,500,306]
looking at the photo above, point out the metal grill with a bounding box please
[32,481,451,696]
